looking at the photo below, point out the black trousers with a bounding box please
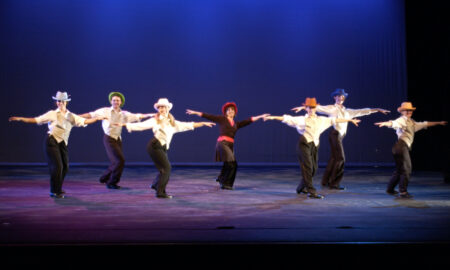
[321,129,345,187]
[215,141,238,187]
[387,140,412,193]
[45,135,69,194]
[99,135,125,185]
[296,136,319,193]
[147,138,171,195]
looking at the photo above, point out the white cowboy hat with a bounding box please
[153,98,173,111]
[52,91,71,101]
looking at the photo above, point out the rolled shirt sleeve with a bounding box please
[174,120,195,133]
[282,114,305,128]
[70,113,88,127]
[34,110,54,125]
[126,118,156,132]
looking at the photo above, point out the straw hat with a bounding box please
[153,98,173,111]
[397,102,416,112]
[52,91,71,101]
[302,97,319,107]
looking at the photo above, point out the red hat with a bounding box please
[222,102,238,115]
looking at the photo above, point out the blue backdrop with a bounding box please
[0,0,407,164]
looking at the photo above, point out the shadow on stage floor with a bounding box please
[0,165,449,266]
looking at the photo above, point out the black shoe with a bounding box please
[386,190,399,195]
[321,182,328,187]
[308,193,324,199]
[399,192,413,198]
[151,184,157,190]
[329,185,346,190]
[50,193,65,199]
[156,193,173,199]
[107,184,122,189]
[296,188,308,194]
[220,184,233,190]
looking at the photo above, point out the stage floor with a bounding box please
[1,165,449,265]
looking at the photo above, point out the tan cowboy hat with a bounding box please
[397,102,416,112]
[302,97,319,108]
[153,98,173,111]
[52,91,71,101]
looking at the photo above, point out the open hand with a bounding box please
[291,106,305,113]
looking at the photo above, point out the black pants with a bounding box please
[99,135,125,185]
[215,141,238,188]
[45,135,69,194]
[322,129,345,187]
[387,140,412,193]
[147,138,171,195]
[296,136,319,194]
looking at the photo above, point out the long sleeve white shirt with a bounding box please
[34,109,87,145]
[282,114,335,146]
[390,116,428,148]
[89,107,142,140]
[316,104,374,136]
[126,115,195,149]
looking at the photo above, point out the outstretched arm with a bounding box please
[139,113,155,120]
[291,106,305,113]
[186,109,202,117]
[264,115,284,121]
[193,122,216,128]
[336,118,361,126]
[83,116,106,125]
[374,121,393,128]
[79,113,92,119]
[251,113,270,121]
[426,121,447,127]
[8,116,37,124]
[373,108,390,115]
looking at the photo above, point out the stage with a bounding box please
[1,165,449,266]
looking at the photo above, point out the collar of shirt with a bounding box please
[305,113,317,119]
[109,106,122,113]
[55,108,70,117]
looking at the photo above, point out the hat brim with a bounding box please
[331,93,348,98]
[302,103,319,107]
[397,107,416,112]
[52,97,71,101]
[154,103,173,111]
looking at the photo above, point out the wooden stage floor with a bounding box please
[1,165,449,266]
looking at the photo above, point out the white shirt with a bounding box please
[126,115,195,149]
[282,114,335,146]
[390,116,428,148]
[34,109,87,145]
[316,104,374,136]
[89,107,142,140]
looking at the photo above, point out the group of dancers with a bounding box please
[9,89,447,199]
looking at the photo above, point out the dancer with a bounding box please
[186,102,269,190]
[123,98,215,199]
[375,102,447,198]
[80,92,153,189]
[292,88,390,190]
[9,91,104,198]
[265,97,360,199]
